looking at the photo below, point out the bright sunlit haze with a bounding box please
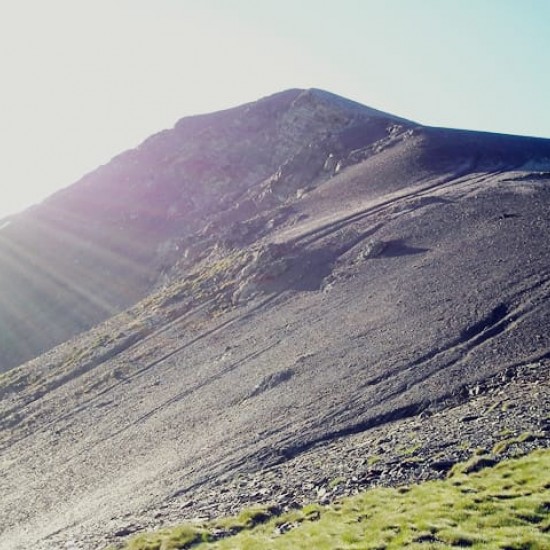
[1,0,549,218]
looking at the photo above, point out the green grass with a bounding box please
[117,449,550,550]
[492,432,538,455]
[123,525,206,550]
[367,454,382,466]
[397,443,422,456]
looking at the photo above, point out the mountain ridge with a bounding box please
[0,88,417,373]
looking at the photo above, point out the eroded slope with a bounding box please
[0,88,411,372]
[1,120,549,549]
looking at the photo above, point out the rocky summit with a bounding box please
[0,89,549,549]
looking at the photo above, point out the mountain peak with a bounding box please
[248,87,413,125]
[295,87,412,122]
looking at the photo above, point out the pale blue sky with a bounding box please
[0,0,549,217]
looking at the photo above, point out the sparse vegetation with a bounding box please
[122,525,205,550]
[449,454,498,476]
[116,449,550,550]
[367,454,381,466]
[397,442,422,456]
[492,432,538,455]
[328,476,346,489]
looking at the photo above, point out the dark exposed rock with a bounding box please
[113,525,141,538]
[429,459,458,472]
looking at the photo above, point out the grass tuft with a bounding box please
[492,432,537,455]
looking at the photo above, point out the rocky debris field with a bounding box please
[97,360,550,549]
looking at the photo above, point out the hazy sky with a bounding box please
[1,0,549,218]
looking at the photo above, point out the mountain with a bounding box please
[0,88,410,374]
[0,89,549,549]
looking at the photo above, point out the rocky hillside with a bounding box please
[0,88,410,373]
[0,90,549,549]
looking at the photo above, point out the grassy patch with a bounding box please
[492,432,537,455]
[118,449,550,549]
[367,454,382,466]
[328,476,346,489]
[397,443,422,456]
[122,524,206,550]
[449,454,498,476]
